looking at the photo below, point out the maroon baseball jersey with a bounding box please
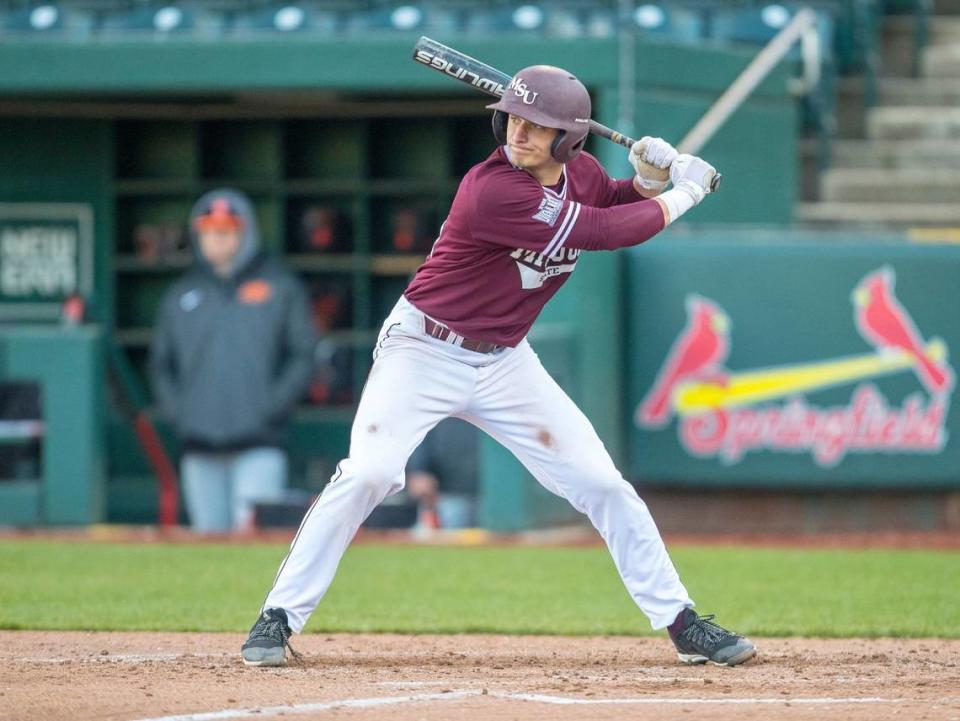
[404,146,666,347]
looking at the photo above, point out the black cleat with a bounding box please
[241,608,302,667]
[668,608,757,667]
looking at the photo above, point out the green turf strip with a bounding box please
[0,541,957,636]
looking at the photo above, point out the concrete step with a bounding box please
[821,168,960,202]
[885,16,960,47]
[929,16,960,43]
[877,77,960,105]
[836,78,960,139]
[830,139,960,169]
[881,18,917,77]
[867,106,960,139]
[924,43,960,76]
[883,17,960,76]
[934,0,960,14]
[796,202,960,227]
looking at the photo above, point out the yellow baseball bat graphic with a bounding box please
[674,341,947,415]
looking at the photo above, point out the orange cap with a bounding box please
[193,197,244,232]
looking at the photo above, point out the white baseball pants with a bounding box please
[264,296,693,631]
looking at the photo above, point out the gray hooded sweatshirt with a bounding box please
[149,189,317,450]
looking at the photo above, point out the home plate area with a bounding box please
[3,632,959,721]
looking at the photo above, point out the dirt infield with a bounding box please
[2,632,958,721]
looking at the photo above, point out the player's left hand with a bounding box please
[670,153,716,204]
[630,137,678,191]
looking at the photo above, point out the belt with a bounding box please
[423,317,502,354]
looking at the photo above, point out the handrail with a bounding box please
[791,17,822,97]
[678,7,819,155]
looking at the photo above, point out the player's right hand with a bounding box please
[669,154,716,204]
[629,137,676,191]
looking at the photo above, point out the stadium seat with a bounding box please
[462,1,548,35]
[230,3,341,35]
[631,3,705,43]
[711,4,784,43]
[96,3,196,34]
[0,3,67,34]
[360,2,430,32]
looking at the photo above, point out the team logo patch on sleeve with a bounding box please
[532,192,564,227]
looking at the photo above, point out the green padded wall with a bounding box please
[0,326,106,524]
[626,230,960,489]
[0,35,798,527]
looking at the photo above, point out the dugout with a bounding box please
[0,32,797,528]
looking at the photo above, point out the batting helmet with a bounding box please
[488,65,591,164]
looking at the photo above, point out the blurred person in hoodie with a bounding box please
[150,189,316,532]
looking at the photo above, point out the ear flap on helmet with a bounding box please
[549,131,567,163]
[491,110,508,145]
[550,130,590,163]
[569,134,587,156]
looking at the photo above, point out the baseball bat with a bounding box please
[412,36,722,192]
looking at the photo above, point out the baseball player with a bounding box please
[242,65,756,668]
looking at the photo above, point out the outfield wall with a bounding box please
[3,230,959,528]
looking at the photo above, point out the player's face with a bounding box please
[199,227,242,273]
[507,114,561,176]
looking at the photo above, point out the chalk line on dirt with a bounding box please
[15,653,228,664]
[500,692,907,706]
[132,690,910,721]
[133,691,481,721]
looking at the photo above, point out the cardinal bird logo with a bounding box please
[638,296,730,427]
[851,266,953,395]
[636,267,953,467]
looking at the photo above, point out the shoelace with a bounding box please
[253,616,305,665]
[680,614,731,647]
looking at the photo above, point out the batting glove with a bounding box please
[629,136,678,191]
[669,154,716,205]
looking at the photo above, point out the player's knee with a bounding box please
[580,472,633,505]
[350,457,405,497]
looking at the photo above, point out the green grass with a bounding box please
[0,541,957,636]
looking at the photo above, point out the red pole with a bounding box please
[134,413,179,527]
